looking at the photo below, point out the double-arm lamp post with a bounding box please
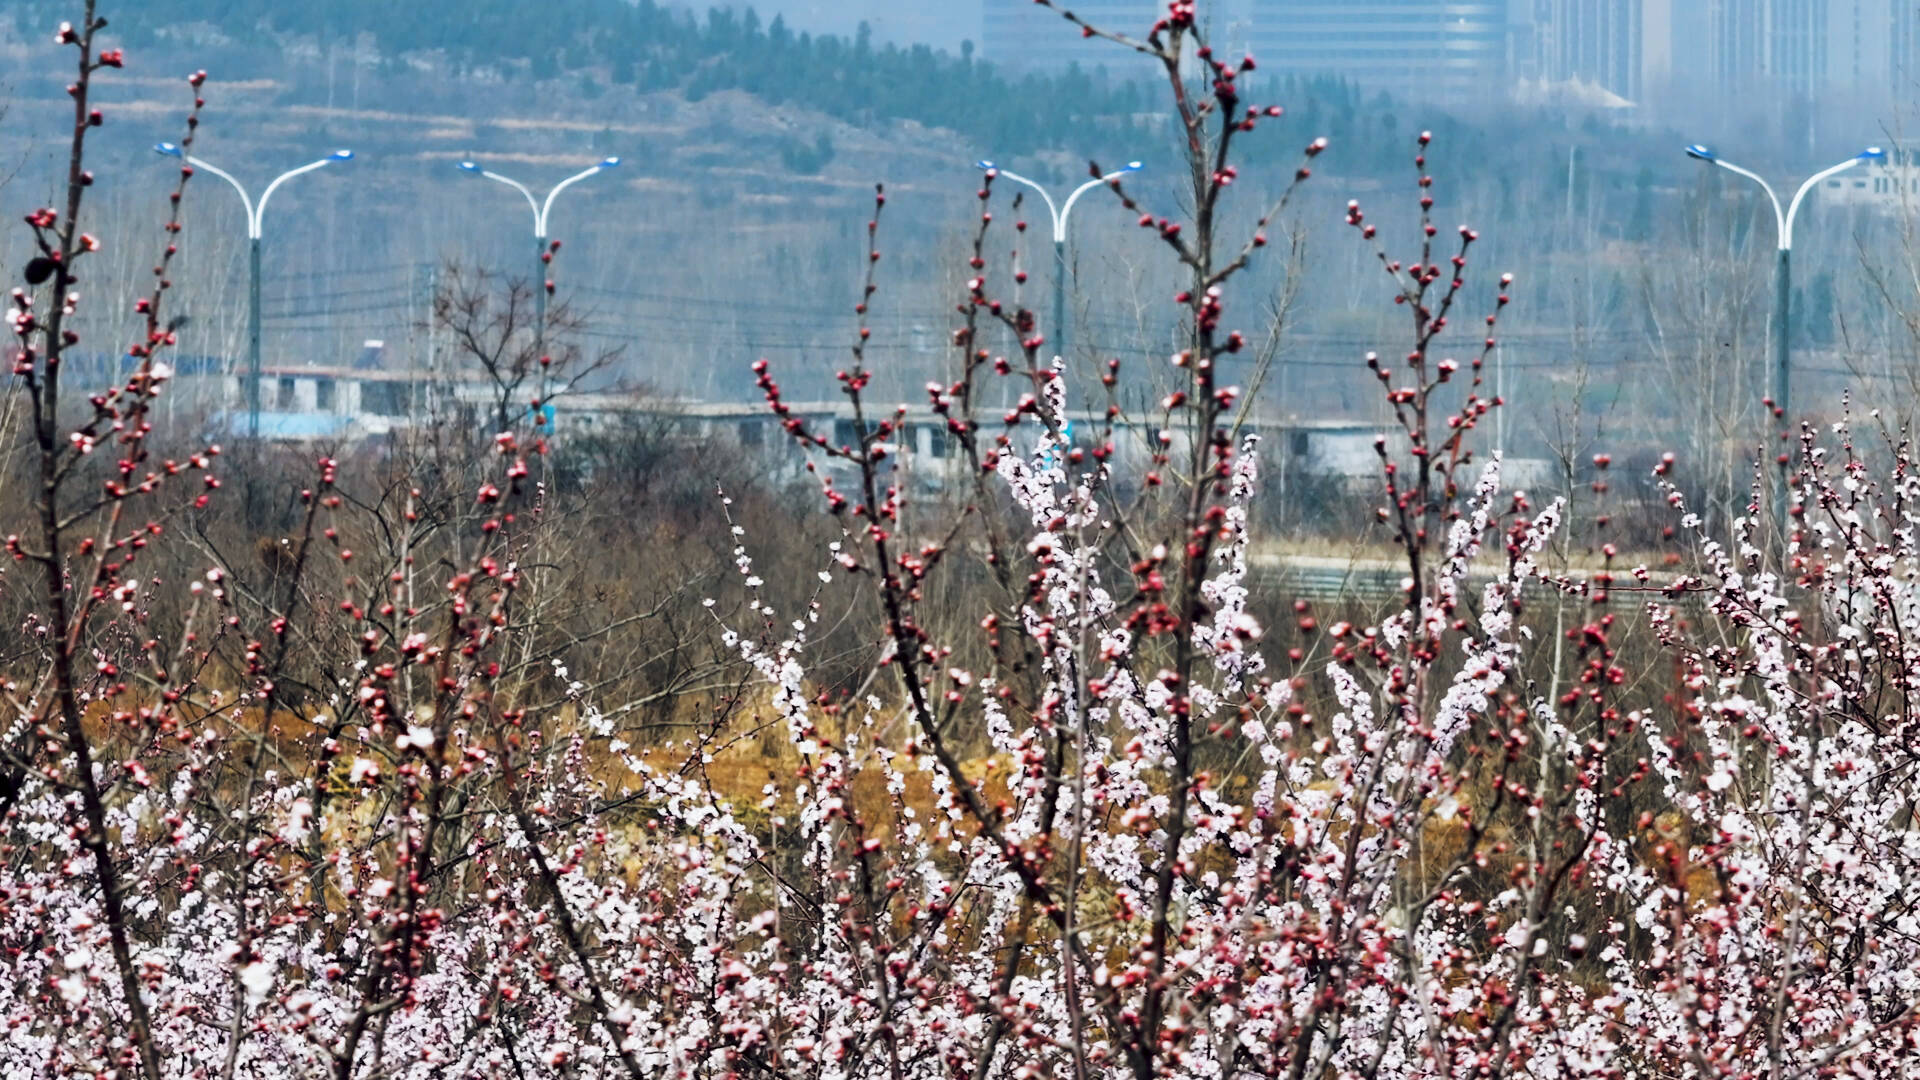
[974,159,1142,360]
[1684,142,1884,518]
[456,156,620,365]
[154,143,353,439]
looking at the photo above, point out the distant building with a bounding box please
[1510,0,1920,114]
[984,0,1920,110]
[1899,2,1920,90]
[1515,0,1673,105]
[209,365,434,442]
[1695,0,1906,105]
[209,366,1449,500]
[1237,1,1515,102]
[1825,0,1901,98]
[1771,0,1826,97]
[1817,146,1920,212]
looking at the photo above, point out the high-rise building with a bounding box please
[1770,0,1828,96]
[1896,1,1920,90]
[1697,0,1769,92]
[1519,0,1902,109]
[1696,0,1898,101]
[1826,0,1897,97]
[980,0,1164,72]
[983,0,1910,111]
[1238,1,1515,101]
[1517,0,1673,104]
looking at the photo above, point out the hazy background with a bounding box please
[0,0,1913,535]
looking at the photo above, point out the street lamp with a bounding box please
[975,159,1142,361]
[1684,142,1883,518]
[456,156,620,366]
[154,142,354,439]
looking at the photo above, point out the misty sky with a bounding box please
[683,0,978,50]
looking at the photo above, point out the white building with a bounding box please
[1812,146,1920,212]
[212,365,431,441]
[201,362,1558,504]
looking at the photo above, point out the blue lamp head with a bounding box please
[599,156,621,168]
[329,149,354,161]
[976,159,994,171]
[154,142,183,158]
[1862,146,1888,160]
[1124,160,1144,171]
[1685,144,1716,162]
[458,160,480,173]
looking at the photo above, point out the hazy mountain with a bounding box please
[0,0,1856,423]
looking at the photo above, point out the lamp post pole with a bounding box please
[249,234,260,433]
[457,157,620,372]
[1773,244,1790,433]
[976,159,1142,362]
[154,143,354,439]
[1684,142,1884,524]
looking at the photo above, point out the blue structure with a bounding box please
[205,410,354,441]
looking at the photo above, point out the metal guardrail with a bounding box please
[1248,553,1687,612]
[1249,555,1407,607]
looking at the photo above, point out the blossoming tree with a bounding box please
[3,2,1920,1078]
